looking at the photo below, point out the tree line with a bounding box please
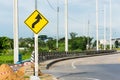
[0,32,119,54]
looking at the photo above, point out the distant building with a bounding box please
[112,38,120,42]
[112,38,120,48]
[100,39,110,45]
[100,38,120,48]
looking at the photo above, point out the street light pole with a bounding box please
[13,0,19,64]
[104,5,106,50]
[87,20,90,50]
[110,0,112,50]
[96,0,99,51]
[65,0,68,52]
[56,0,59,49]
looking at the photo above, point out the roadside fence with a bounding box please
[38,50,116,62]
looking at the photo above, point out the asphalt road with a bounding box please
[42,53,120,80]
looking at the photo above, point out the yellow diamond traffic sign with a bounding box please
[24,10,49,34]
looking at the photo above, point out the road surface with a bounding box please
[42,53,120,80]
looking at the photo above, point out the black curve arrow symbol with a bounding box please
[32,14,42,28]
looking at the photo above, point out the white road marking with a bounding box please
[71,61,77,69]
[87,77,100,80]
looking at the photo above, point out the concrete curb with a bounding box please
[46,52,117,69]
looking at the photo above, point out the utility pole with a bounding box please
[110,0,112,50]
[13,0,19,64]
[96,0,99,51]
[87,20,90,50]
[56,0,59,50]
[104,5,106,50]
[65,0,68,52]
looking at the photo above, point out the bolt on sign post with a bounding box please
[24,10,48,77]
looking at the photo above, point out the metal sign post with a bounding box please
[24,0,48,78]
[34,34,38,76]
[34,0,38,76]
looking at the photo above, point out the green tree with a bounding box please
[47,38,55,50]
[19,38,34,48]
[0,37,11,49]
[70,32,77,39]
[86,37,93,49]
[70,36,93,51]
[115,40,119,48]
[0,36,12,54]
[38,35,48,41]
[38,38,46,47]
[92,40,100,49]
[10,39,13,49]
[59,37,65,42]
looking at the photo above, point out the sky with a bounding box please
[0,0,120,40]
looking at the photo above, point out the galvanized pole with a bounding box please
[110,0,112,50]
[87,20,90,50]
[34,0,39,77]
[13,0,19,64]
[96,0,99,51]
[35,0,37,10]
[65,0,68,52]
[104,5,106,50]
[34,34,38,76]
[56,0,59,49]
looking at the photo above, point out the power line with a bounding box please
[46,0,56,11]
[45,0,82,24]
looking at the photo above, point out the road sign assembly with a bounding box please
[24,10,49,34]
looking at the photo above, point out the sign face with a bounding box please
[24,10,49,34]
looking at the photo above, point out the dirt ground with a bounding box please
[0,63,57,80]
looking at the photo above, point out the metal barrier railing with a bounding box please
[38,50,116,62]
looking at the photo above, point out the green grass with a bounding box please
[0,53,31,65]
[22,53,31,60]
[0,54,13,64]
[115,48,120,51]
